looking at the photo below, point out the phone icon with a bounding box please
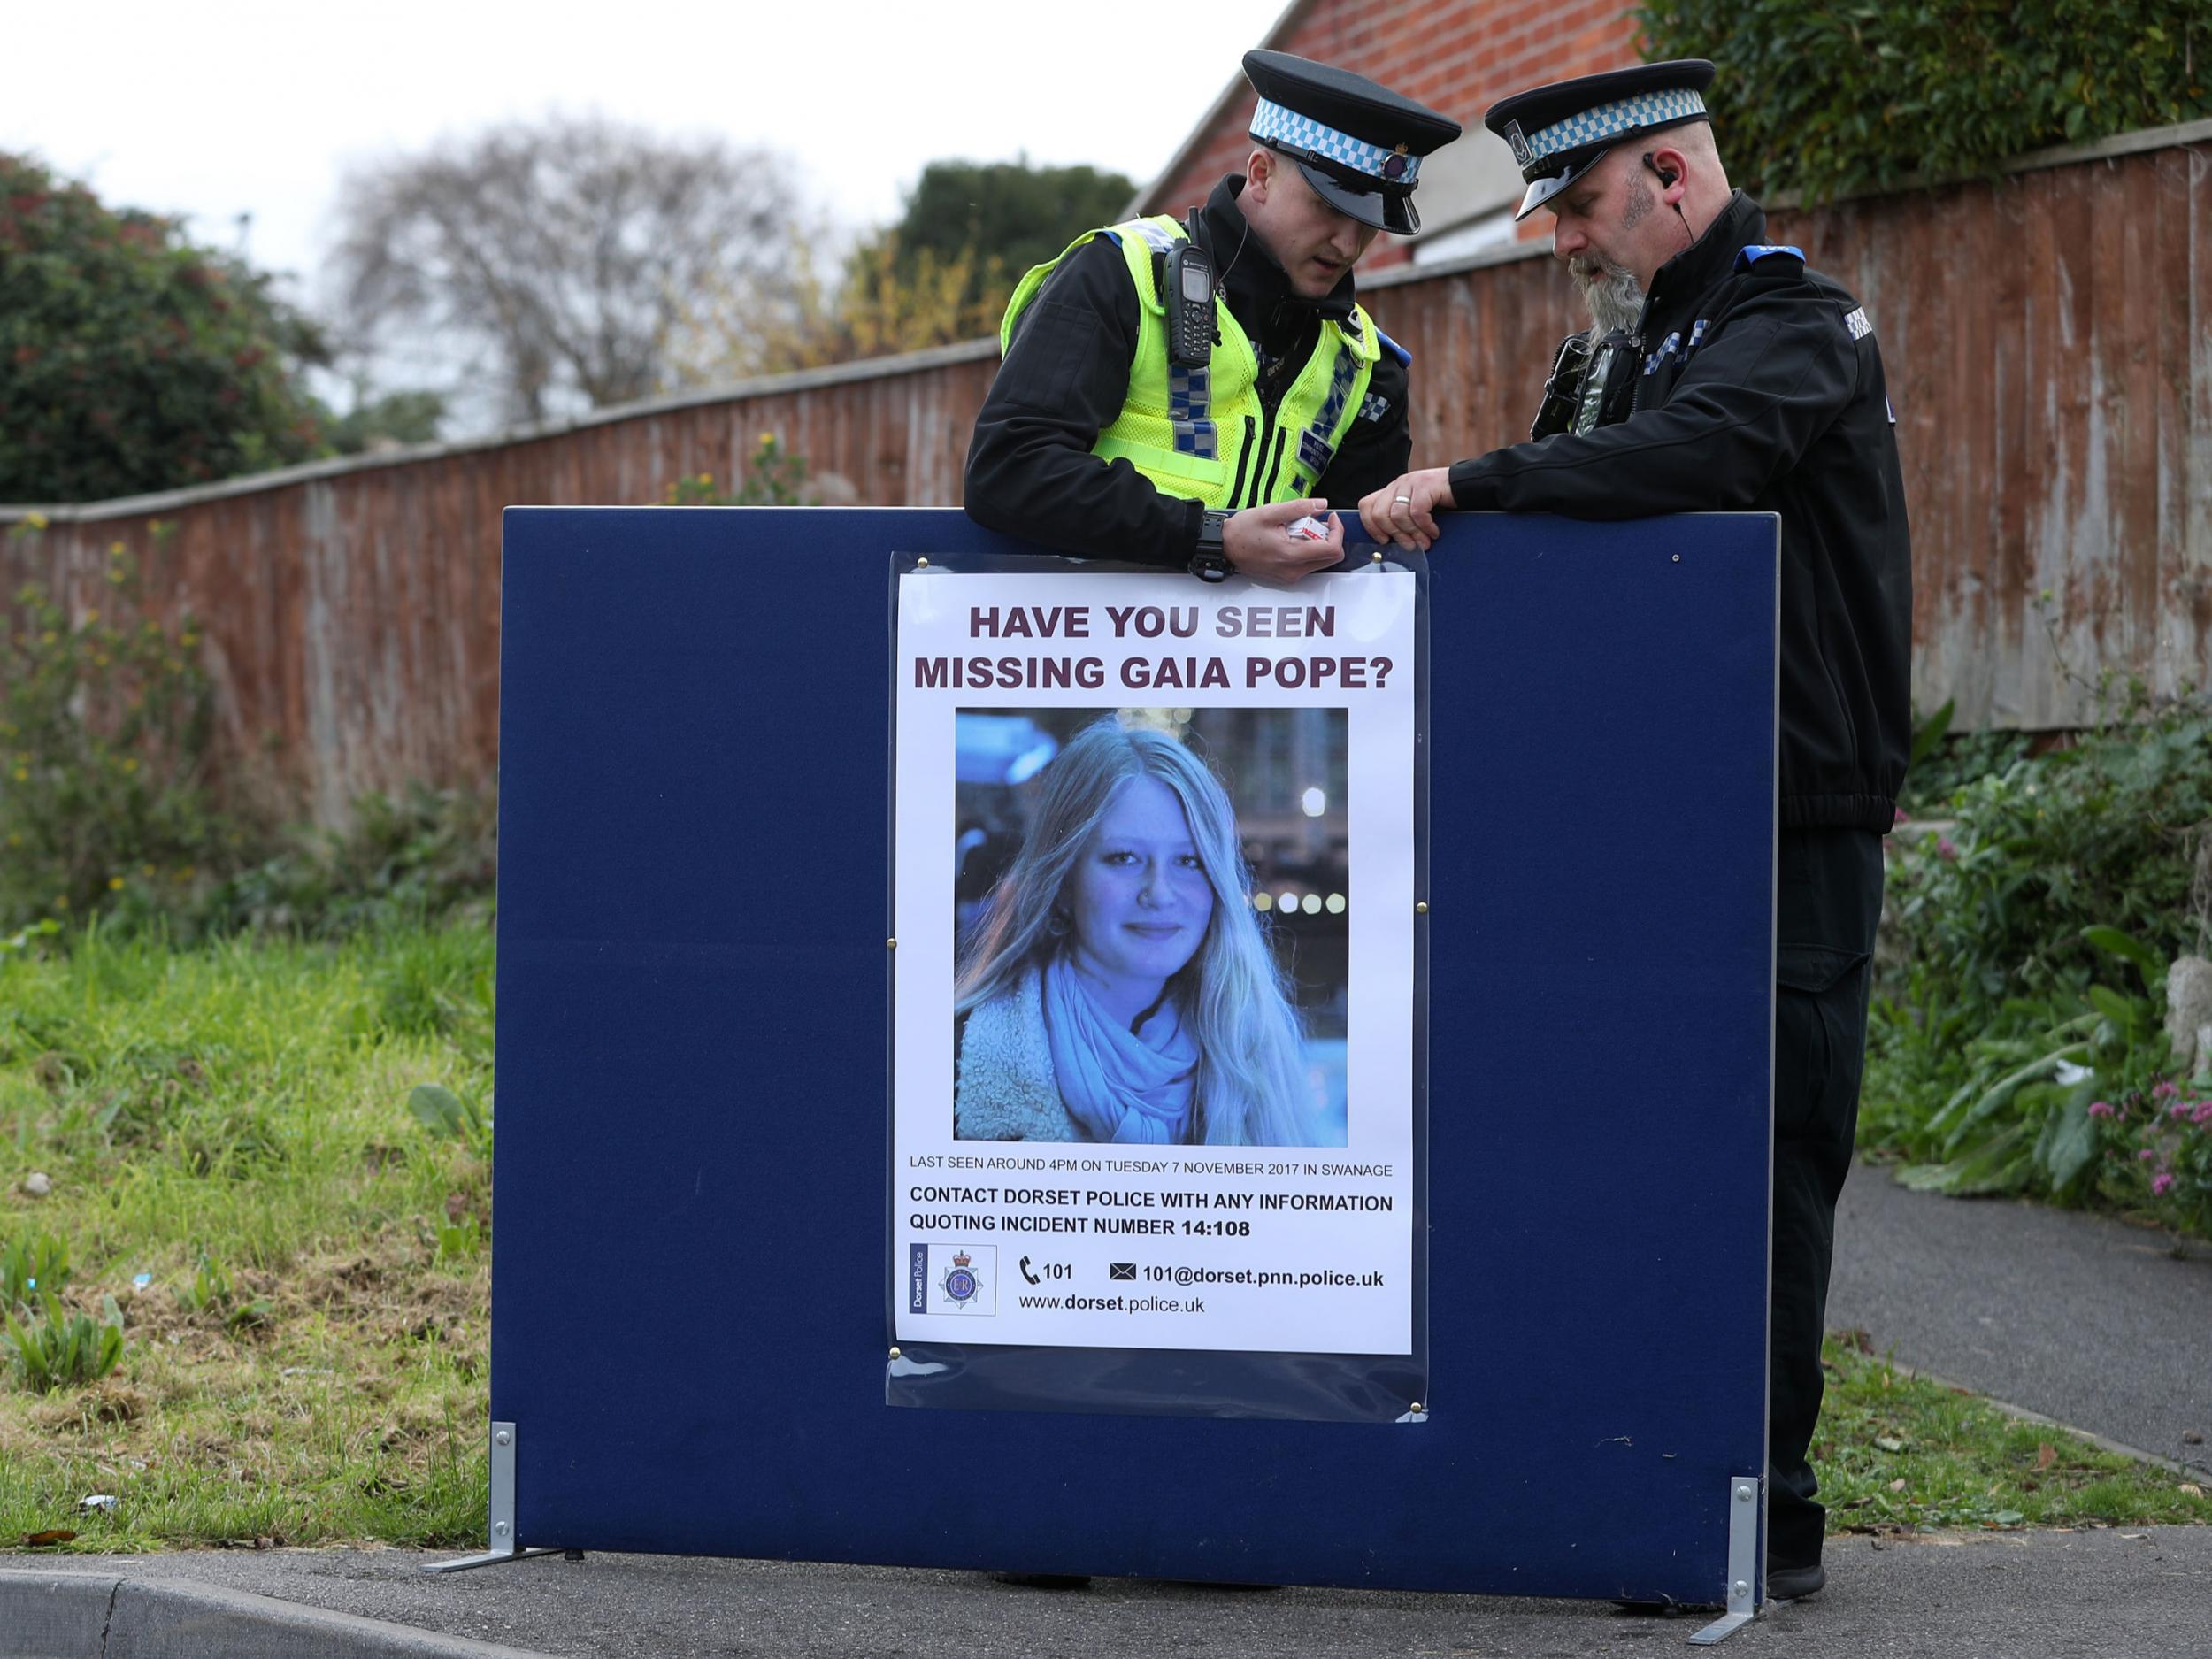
[1018,1256,1041,1286]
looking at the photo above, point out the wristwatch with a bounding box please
[1190,509,1233,582]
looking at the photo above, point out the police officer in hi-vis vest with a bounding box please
[964,51,1459,583]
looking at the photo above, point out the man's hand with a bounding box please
[1224,497,1345,584]
[1359,467,1454,553]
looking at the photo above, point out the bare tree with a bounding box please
[327,115,809,428]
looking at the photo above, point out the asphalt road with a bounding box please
[1828,1161,2212,1476]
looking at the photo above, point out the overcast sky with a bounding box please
[5,0,1290,296]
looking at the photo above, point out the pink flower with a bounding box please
[2154,1079,2179,1101]
[1893,808,1911,825]
[1937,836,1958,860]
[2088,1101,2116,1118]
[2153,1172,2176,1197]
[2193,1102,2212,1126]
[2173,1102,2193,1121]
[2139,1148,2158,1162]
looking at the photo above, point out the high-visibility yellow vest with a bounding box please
[1000,215,1381,509]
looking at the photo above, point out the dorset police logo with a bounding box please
[940,1249,982,1308]
[1505,119,1533,171]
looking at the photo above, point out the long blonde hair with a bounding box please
[956,718,1317,1146]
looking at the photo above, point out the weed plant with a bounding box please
[4,1292,124,1393]
[1893,702,2031,820]
[407,1086,492,1165]
[173,1256,273,1333]
[0,918,493,1546]
[1867,684,2212,1235]
[660,434,814,507]
[211,784,498,940]
[0,1230,69,1307]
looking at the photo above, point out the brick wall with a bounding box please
[1141,0,1641,264]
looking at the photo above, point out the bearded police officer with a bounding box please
[964,50,1459,583]
[1362,61,1910,1605]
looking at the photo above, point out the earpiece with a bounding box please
[1643,150,1695,248]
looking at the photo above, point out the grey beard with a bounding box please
[1572,260,1647,338]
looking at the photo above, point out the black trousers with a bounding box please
[1768,827,1885,1569]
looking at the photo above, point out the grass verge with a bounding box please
[1816,1331,2211,1533]
[2,926,2203,1553]
[1,920,491,1549]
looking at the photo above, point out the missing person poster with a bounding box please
[891,564,1420,1358]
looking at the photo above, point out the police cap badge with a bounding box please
[1244,50,1463,235]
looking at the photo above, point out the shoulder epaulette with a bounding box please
[1734,243,1805,273]
[1375,327,1411,367]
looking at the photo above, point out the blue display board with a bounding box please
[490,507,1778,1603]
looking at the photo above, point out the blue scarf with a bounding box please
[1042,957,1199,1144]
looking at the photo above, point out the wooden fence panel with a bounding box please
[5,131,2207,822]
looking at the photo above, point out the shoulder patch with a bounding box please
[1121,219,1184,255]
[1375,327,1411,367]
[1733,243,1805,272]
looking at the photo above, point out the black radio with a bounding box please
[1164,224,1217,370]
[1531,333,1594,441]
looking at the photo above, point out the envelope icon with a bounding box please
[1109,1263,1137,1280]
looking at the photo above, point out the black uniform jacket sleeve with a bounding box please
[1445,280,1855,518]
[962,237,1202,570]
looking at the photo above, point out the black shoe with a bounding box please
[1767,1561,1826,1601]
[988,1572,1091,1589]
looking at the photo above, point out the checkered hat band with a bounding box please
[1525,88,1706,164]
[1250,97,1423,187]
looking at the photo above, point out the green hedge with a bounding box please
[1638,0,2210,202]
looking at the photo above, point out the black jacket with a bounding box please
[964,175,1413,570]
[1448,192,1911,833]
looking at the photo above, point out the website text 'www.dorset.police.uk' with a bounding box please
[1018,1264,1385,1310]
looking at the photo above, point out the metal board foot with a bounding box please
[1686,1473,1763,1646]
[424,1421,565,1573]
[1688,1610,1754,1646]
[423,1546,565,1574]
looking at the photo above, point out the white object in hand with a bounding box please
[1286,514,1332,541]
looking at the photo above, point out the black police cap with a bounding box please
[1485,58,1716,219]
[1242,49,1463,234]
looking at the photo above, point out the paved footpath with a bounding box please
[1829,1159,2212,1475]
[10,1528,2212,1659]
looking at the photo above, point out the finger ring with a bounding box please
[1393,494,1412,504]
